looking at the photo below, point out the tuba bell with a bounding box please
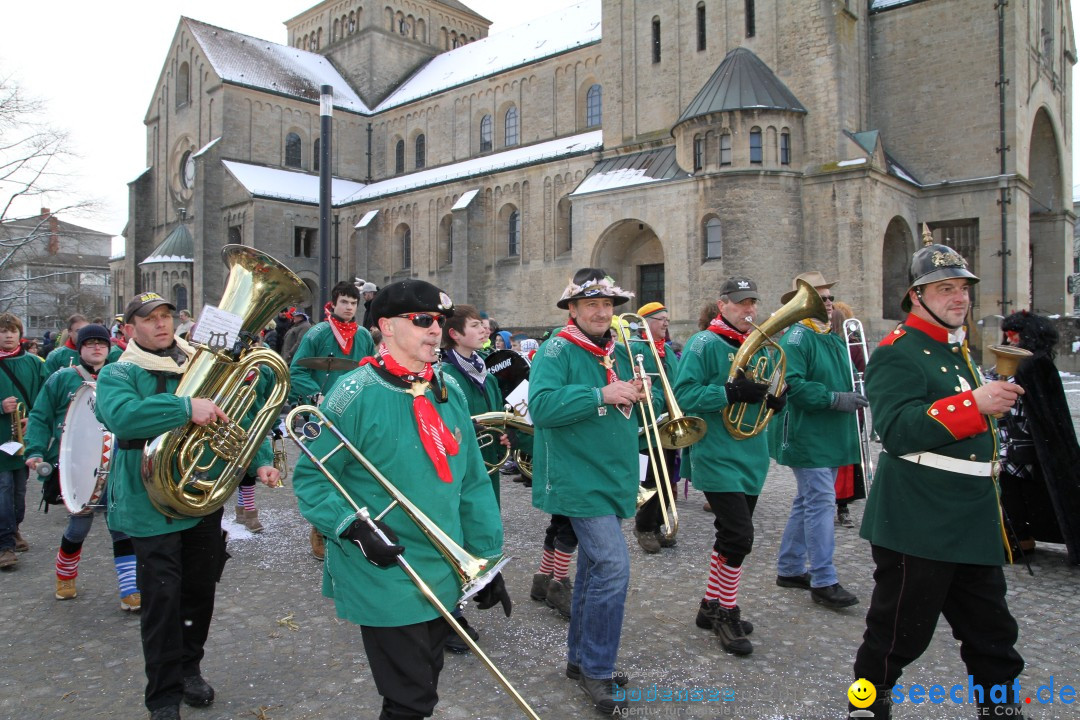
[141,245,309,518]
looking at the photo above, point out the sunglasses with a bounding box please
[397,312,448,328]
[820,295,837,302]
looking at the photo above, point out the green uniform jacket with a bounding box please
[291,365,503,627]
[288,321,374,403]
[771,323,859,468]
[860,315,1005,565]
[441,361,505,492]
[529,336,639,518]
[25,366,100,465]
[44,344,122,375]
[96,360,273,537]
[673,331,771,494]
[627,337,676,453]
[0,352,48,472]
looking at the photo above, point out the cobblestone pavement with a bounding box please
[2,428,1078,720]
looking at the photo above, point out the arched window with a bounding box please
[176,62,190,108]
[504,106,519,147]
[333,19,339,42]
[415,134,426,169]
[508,210,521,256]
[439,214,453,266]
[480,114,493,152]
[173,284,188,312]
[693,135,704,171]
[313,138,321,171]
[749,128,763,165]
[401,226,412,269]
[557,196,573,255]
[697,3,707,51]
[720,133,732,166]
[652,17,661,63]
[705,218,723,260]
[586,84,602,127]
[285,133,302,168]
[746,0,756,38]
[395,139,405,173]
[780,131,791,166]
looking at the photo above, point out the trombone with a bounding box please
[842,318,875,490]
[285,405,541,720]
[619,314,707,543]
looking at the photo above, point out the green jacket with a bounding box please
[441,358,506,504]
[45,343,122,375]
[96,359,273,537]
[26,365,100,465]
[673,331,771,494]
[529,336,639,518]
[860,314,1005,565]
[288,321,374,403]
[0,351,48,471]
[771,323,859,468]
[291,365,503,627]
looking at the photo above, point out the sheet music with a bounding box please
[505,380,533,425]
[638,453,650,484]
[190,305,244,349]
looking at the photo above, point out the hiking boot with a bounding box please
[530,572,552,601]
[182,675,215,707]
[14,530,28,552]
[309,527,325,561]
[243,508,264,534]
[55,577,77,600]
[579,675,627,714]
[545,577,572,619]
[0,548,17,570]
[120,593,142,612]
[566,662,631,686]
[811,583,859,609]
[444,614,480,654]
[776,573,811,589]
[836,506,854,528]
[695,599,753,635]
[149,706,181,720]
[633,528,661,554]
[709,604,753,656]
[234,505,245,524]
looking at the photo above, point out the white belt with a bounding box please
[893,451,996,477]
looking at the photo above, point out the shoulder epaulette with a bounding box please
[878,327,906,347]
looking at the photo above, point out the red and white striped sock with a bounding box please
[537,548,555,575]
[717,561,742,610]
[704,551,724,601]
[56,548,81,580]
[238,484,256,511]
[552,549,573,581]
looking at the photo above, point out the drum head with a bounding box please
[59,384,113,514]
[484,349,530,398]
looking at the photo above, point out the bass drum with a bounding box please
[484,349,530,399]
[59,383,114,514]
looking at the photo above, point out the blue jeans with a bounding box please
[0,468,28,551]
[64,510,130,545]
[777,466,839,588]
[567,515,629,679]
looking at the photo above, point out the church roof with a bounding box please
[677,47,807,125]
[222,161,368,204]
[376,0,601,111]
[435,0,490,22]
[571,146,690,196]
[142,223,194,265]
[184,18,371,114]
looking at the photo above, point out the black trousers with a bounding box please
[360,618,451,720]
[542,514,578,554]
[854,545,1024,689]
[635,448,679,532]
[130,509,227,711]
[703,492,758,566]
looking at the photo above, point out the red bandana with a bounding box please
[0,345,24,361]
[557,322,618,384]
[643,331,667,359]
[707,314,750,345]
[359,345,459,483]
[325,302,359,354]
[65,336,77,351]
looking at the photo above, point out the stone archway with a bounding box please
[592,219,665,305]
[881,216,914,321]
[1028,108,1068,313]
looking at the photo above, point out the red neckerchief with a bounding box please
[64,336,77,351]
[324,302,359,354]
[557,321,617,384]
[641,330,666,359]
[359,344,459,483]
[0,344,24,360]
[707,313,750,345]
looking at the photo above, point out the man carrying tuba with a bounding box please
[96,293,281,720]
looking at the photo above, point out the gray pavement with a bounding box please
[2,431,1079,720]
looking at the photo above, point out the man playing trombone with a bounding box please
[673,277,782,655]
[291,279,509,720]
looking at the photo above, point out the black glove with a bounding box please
[765,390,788,412]
[725,374,769,405]
[829,391,870,414]
[474,572,512,617]
[341,517,404,568]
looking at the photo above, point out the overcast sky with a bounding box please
[1,0,1078,242]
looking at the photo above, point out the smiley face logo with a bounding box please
[848,679,876,709]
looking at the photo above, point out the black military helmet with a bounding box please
[901,226,979,312]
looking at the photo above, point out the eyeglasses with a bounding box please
[397,312,447,328]
[820,295,837,303]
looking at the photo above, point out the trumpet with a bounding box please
[619,314,706,543]
[10,401,25,456]
[842,318,875,489]
[472,406,534,473]
[285,405,541,720]
[271,430,289,482]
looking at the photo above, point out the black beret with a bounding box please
[370,279,455,324]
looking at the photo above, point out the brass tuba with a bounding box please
[141,245,309,518]
[723,279,828,439]
[471,407,534,473]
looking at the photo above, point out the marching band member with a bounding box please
[673,277,780,655]
[289,280,375,560]
[96,292,280,720]
[44,313,122,375]
[292,279,508,720]
[529,268,643,715]
[24,324,140,609]
[0,313,48,569]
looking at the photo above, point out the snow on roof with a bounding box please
[355,210,379,228]
[221,161,368,204]
[571,146,689,196]
[193,137,221,158]
[338,130,602,204]
[451,189,480,210]
[186,18,371,114]
[376,0,601,111]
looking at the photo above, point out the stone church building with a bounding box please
[116,0,1075,345]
